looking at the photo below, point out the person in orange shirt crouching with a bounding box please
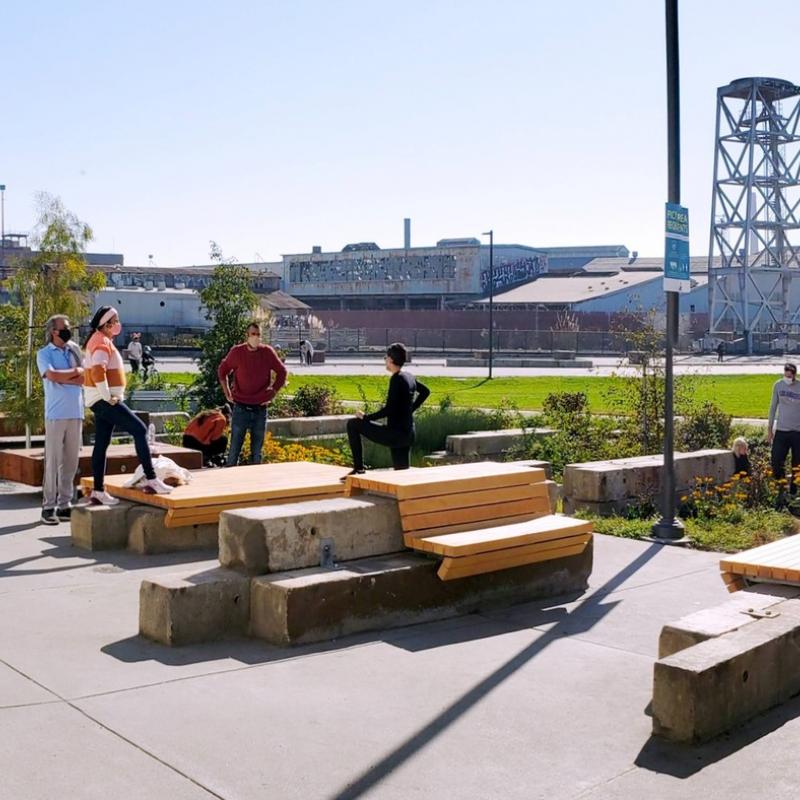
[182,404,231,467]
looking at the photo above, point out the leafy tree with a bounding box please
[1,193,105,431]
[193,242,259,408]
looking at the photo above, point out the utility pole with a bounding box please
[652,0,686,541]
[482,230,494,379]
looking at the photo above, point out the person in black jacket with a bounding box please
[344,342,430,476]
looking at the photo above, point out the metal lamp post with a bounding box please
[652,0,685,541]
[482,230,494,379]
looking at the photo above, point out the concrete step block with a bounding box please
[71,502,134,550]
[659,585,800,658]
[139,567,250,646]
[250,542,593,646]
[652,599,800,742]
[562,497,623,517]
[127,506,218,555]
[219,495,404,575]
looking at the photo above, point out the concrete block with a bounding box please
[250,542,593,646]
[652,599,800,742]
[147,411,190,434]
[219,496,404,575]
[139,568,250,646]
[126,506,218,555]
[563,464,626,504]
[658,585,800,658]
[71,502,133,551]
[267,415,354,438]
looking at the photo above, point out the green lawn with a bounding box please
[161,372,778,418]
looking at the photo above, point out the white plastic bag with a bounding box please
[122,455,193,488]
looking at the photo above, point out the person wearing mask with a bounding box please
[182,404,231,467]
[83,306,173,504]
[127,332,143,374]
[768,362,800,494]
[36,315,85,525]
[344,342,430,477]
[217,321,287,466]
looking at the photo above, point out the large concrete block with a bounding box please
[562,497,624,517]
[267,415,354,438]
[139,568,250,646]
[127,506,218,555]
[250,542,593,646]
[219,496,404,575]
[652,600,800,743]
[71,502,133,550]
[563,464,626,504]
[658,585,800,658]
[446,429,555,457]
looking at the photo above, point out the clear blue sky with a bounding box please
[4,0,799,266]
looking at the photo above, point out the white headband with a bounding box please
[98,309,117,328]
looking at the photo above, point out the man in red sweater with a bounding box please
[217,322,287,466]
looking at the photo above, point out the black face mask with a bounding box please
[57,328,72,343]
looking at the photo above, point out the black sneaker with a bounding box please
[41,509,59,526]
[56,507,72,521]
[340,468,366,482]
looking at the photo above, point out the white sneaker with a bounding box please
[89,490,120,506]
[142,477,173,495]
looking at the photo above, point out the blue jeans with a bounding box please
[227,404,267,466]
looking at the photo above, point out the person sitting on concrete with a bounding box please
[768,362,800,496]
[127,332,143,374]
[218,321,288,466]
[732,437,751,476]
[36,315,85,525]
[182,405,231,467]
[344,342,430,477]
[83,306,173,505]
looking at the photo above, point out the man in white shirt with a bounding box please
[127,333,143,374]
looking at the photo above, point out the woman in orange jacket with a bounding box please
[182,404,231,467]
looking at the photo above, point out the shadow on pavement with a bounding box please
[328,544,661,799]
[635,693,800,778]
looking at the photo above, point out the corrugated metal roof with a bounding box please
[476,271,708,305]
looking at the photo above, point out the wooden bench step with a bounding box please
[401,495,551,533]
[438,538,589,581]
[397,482,549,516]
[720,534,800,586]
[412,515,593,558]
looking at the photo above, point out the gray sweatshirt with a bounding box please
[768,378,800,431]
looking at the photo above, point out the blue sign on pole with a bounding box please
[664,202,691,292]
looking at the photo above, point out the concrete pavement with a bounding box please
[2,479,800,799]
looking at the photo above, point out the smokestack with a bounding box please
[404,218,411,249]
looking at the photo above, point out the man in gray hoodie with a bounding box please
[768,362,800,490]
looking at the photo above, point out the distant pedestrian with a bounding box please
[344,342,430,477]
[36,315,85,525]
[300,339,314,366]
[768,362,800,495]
[127,333,143,374]
[182,405,231,467]
[83,306,173,505]
[218,321,287,466]
[731,437,751,476]
[716,341,725,362]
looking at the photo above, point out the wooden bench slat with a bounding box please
[402,512,550,544]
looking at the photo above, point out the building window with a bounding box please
[159,301,165,307]
[690,304,695,312]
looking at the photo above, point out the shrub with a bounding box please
[269,384,343,418]
[677,402,732,451]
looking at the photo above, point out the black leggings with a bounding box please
[91,400,155,491]
[346,417,413,471]
[182,434,228,466]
